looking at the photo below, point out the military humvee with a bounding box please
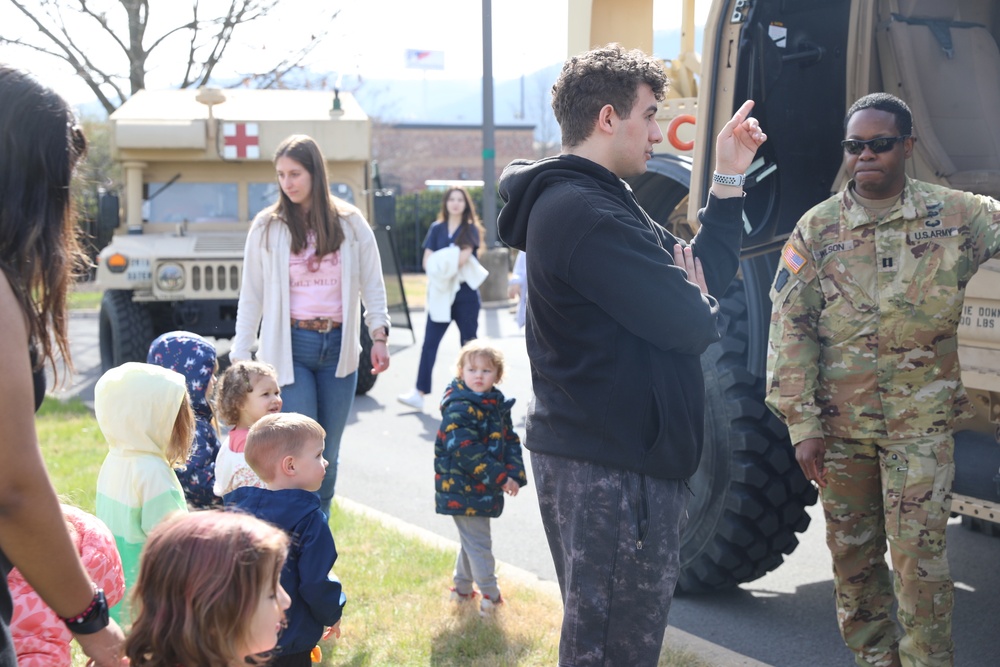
[95,87,382,393]
[571,0,1000,591]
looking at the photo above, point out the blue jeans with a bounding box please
[416,291,479,395]
[281,327,357,516]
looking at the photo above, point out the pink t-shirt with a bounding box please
[289,237,343,322]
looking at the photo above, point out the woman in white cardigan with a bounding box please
[231,134,390,516]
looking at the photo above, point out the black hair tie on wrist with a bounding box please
[60,588,110,635]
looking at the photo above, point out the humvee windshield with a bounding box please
[141,181,356,224]
[143,182,239,223]
[248,182,356,220]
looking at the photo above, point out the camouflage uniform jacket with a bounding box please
[766,177,1000,444]
[434,378,529,518]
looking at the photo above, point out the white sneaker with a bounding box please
[480,593,503,617]
[397,388,424,410]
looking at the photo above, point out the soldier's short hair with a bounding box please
[845,93,913,136]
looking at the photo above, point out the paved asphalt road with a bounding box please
[62,304,998,666]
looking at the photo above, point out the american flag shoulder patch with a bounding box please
[782,243,807,274]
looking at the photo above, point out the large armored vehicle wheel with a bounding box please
[632,162,817,593]
[678,285,817,593]
[99,289,154,372]
[355,319,377,395]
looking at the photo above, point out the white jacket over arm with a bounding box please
[230,203,390,387]
[425,245,489,323]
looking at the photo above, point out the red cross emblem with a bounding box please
[222,122,260,159]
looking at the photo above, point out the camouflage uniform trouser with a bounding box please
[821,434,955,667]
[532,450,688,667]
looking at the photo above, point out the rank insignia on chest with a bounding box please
[781,243,808,274]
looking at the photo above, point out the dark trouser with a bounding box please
[416,290,480,395]
[267,649,313,666]
[533,450,688,667]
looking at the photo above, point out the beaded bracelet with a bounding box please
[60,588,109,635]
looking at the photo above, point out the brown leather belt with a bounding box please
[290,317,342,333]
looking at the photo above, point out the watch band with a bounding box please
[712,172,746,187]
[61,588,110,635]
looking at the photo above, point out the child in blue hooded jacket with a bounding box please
[434,340,528,614]
[147,331,221,508]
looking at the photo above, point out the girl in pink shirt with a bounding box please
[8,505,125,667]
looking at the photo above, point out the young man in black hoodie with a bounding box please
[497,43,766,666]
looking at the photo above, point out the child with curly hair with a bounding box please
[213,361,283,499]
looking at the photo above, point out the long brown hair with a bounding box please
[438,186,485,249]
[268,134,345,256]
[166,393,196,468]
[0,65,88,382]
[125,510,290,667]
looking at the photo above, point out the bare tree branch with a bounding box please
[1,0,335,112]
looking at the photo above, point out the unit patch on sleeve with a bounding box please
[781,243,808,274]
[773,267,790,292]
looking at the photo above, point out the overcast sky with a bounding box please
[1,0,710,107]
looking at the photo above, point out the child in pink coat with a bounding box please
[6,504,125,667]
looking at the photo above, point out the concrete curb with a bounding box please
[334,496,771,667]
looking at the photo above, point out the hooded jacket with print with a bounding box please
[497,154,744,480]
[434,378,528,518]
[147,331,221,508]
[94,362,189,622]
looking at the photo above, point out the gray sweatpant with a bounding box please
[533,450,689,667]
[451,514,500,599]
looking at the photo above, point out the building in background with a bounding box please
[372,123,535,193]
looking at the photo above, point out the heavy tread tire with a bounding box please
[355,321,377,395]
[677,283,818,594]
[99,289,154,373]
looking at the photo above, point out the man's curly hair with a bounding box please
[551,43,668,148]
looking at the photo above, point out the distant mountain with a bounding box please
[354,27,697,142]
[74,27,698,143]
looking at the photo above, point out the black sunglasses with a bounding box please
[841,135,910,155]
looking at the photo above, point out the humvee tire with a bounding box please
[678,285,817,593]
[99,289,154,372]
